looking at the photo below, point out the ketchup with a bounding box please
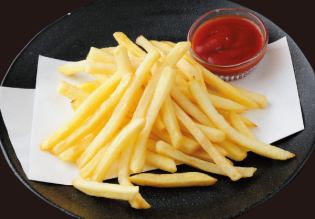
[192,15,264,66]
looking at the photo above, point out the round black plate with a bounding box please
[1,0,314,218]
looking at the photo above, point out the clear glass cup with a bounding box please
[188,8,269,81]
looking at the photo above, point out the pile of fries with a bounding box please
[41,32,294,209]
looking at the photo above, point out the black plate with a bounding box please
[1,0,314,218]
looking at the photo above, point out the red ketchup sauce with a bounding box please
[191,15,265,76]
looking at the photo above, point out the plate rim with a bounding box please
[0,0,314,218]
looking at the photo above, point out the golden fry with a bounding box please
[114,45,133,74]
[130,172,217,188]
[161,96,183,148]
[58,60,86,76]
[113,32,146,58]
[73,178,139,201]
[237,86,268,108]
[86,47,115,63]
[229,112,255,139]
[58,81,89,102]
[146,150,177,173]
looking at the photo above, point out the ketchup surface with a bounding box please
[192,15,264,66]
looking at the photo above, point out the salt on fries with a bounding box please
[41,32,295,209]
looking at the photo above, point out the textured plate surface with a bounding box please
[1,0,314,218]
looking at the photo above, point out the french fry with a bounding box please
[208,93,247,113]
[92,119,145,181]
[189,79,295,160]
[85,61,116,75]
[161,96,183,148]
[156,42,191,72]
[196,124,225,143]
[114,45,133,74]
[150,40,170,56]
[217,140,247,162]
[171,87,212,126]
[156,141,256,178]
[136,35,160,54]
[93,73,110,82]
[175,74,189,87]
[54,74,132,157]
[113,32,146,58]
[130,172,217,188]
[176,86,195,104]
[130,67,176,173]
[73,178,139,201]
[239,115,257,128]
[132,72,160,119]
[78,51,160,167]
[176,58,200,81]
[201,68,258,108]
[58,133,95,163]
[41,74,121,150]
[214,145,229,157]
[161,41,176,47]
[152,128,200,154]
[229,112,255,139]
[146,139,157,152]
[192,149,214,162]
[70,99,82,111]
[173,103,242,181]
[146,150,177,173]
[58,81,89,102]
[100,47,116,53]
[118,142,151,209]
[78,81,100,94]
[80,146,107,179]
[151,40,197,81]
[236,86,268,108]
[58,60,86,76]
[86,47,115,63]
[154,114,165,131]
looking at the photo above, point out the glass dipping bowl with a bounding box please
[188,8,269,81]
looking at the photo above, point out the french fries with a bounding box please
[130,172,217,188]
[53,74,132,156]
[173,102,242,181]
[58,60,86,76]
[161,95,183,148]
[156,141,255,178]
[86,47,115,63]
[41,32,295,209]
[130,67,177,173]
[41,74,121,150]
[229,112,255,139]
[189,80,294,160]
[92,119,145,182]
[78,51,160,167]
[201,68,259,108]
[73,178,139,201]
[145,150,177,173]
[114,32,146,58]
[236,86,268,108]
[118,143,151,209]
[58,81,89,102]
